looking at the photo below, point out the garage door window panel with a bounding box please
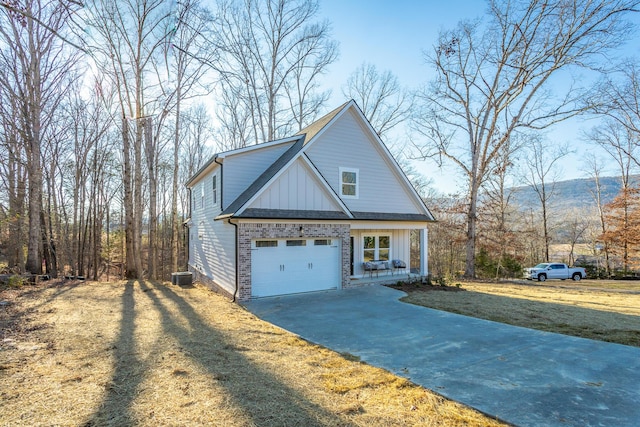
[255,240,277,248]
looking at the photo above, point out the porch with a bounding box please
[349,269,423,287]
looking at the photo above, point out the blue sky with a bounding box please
[319,0,487,93]
[317,0,640,195]
[318,0,488,194]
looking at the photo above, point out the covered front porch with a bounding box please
[348,222,428,281]
[349,268,423,287]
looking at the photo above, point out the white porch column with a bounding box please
[419,228,428,277]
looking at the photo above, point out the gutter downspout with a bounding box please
[186,187,192,270]
[217,157,238,301]
[228,218,239,302]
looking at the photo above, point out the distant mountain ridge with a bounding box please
[509,175,638,211]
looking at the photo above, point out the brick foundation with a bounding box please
[189,265,234,299]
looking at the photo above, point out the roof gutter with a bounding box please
[227,218,239,302]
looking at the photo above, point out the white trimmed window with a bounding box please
[340,167,359,198]
[212,174,218,206]
[363,235,390,262]
[200,184,204,208]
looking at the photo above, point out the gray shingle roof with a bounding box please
[218,103,351,219]
[218,137,305,218]
[296,101,349,145]
[236,209,350,220]
[351,212,434,222]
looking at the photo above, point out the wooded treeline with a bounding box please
[1,0,640,281]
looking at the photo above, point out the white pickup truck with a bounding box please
[523,263,587,282]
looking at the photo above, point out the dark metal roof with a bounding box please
[234,208,351,220]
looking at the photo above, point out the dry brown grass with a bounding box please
[400,280,640,347]
[0,280,505,426]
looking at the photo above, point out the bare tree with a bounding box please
[0,0,78,274]
[521,136,569,262]
[85,0,171,279]
[478,139,521,277]
[0,92,27,272]
[213,0,337,143]
[155,0,216,277]
[563,208,591,265]
[583,155,612,275]
[588,119,640,271]
[412,0,639,277]
[343,63,413,139]
[592,60,640,152]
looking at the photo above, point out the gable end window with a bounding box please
[340,167,359,198]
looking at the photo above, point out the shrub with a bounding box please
[475,248,522,279]
[7,275,26,288]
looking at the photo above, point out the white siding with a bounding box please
[223,142,295,206]
[306,110,423,214]
[350,228,411,276]
[248,158,342,211]
[189,168,236,294]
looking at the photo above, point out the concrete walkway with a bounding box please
[244,285,640,427]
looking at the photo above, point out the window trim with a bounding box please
[339,167,359,199]
[212,173,218,207]
[362,234,391,262]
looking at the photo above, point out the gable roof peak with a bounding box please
[296,100,353,145]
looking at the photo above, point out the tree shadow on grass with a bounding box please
[85,280,352,426]
[83,280,141,426]
[147,281,351,426]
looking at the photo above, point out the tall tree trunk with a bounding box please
[145,117,157,279]
[171,87,182,275]
[464,173,479,278]
[25,132,43,274]
[122,115,138,278]
[6,140,26,271]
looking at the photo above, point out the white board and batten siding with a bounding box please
[247,158,343,212]
[350,229,411,276]
[223,141,295,205]
[305,109,423,215]
[189,170,236,295]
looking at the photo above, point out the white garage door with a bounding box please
[251,238,341,297]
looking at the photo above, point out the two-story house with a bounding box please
[185,100,434,301]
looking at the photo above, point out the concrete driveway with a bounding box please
[243,285,640,427]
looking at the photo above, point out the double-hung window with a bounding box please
[212,174,218,206]
[340,167,359,198]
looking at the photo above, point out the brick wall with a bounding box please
[237,222,351,301]
[189,265,234,299]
